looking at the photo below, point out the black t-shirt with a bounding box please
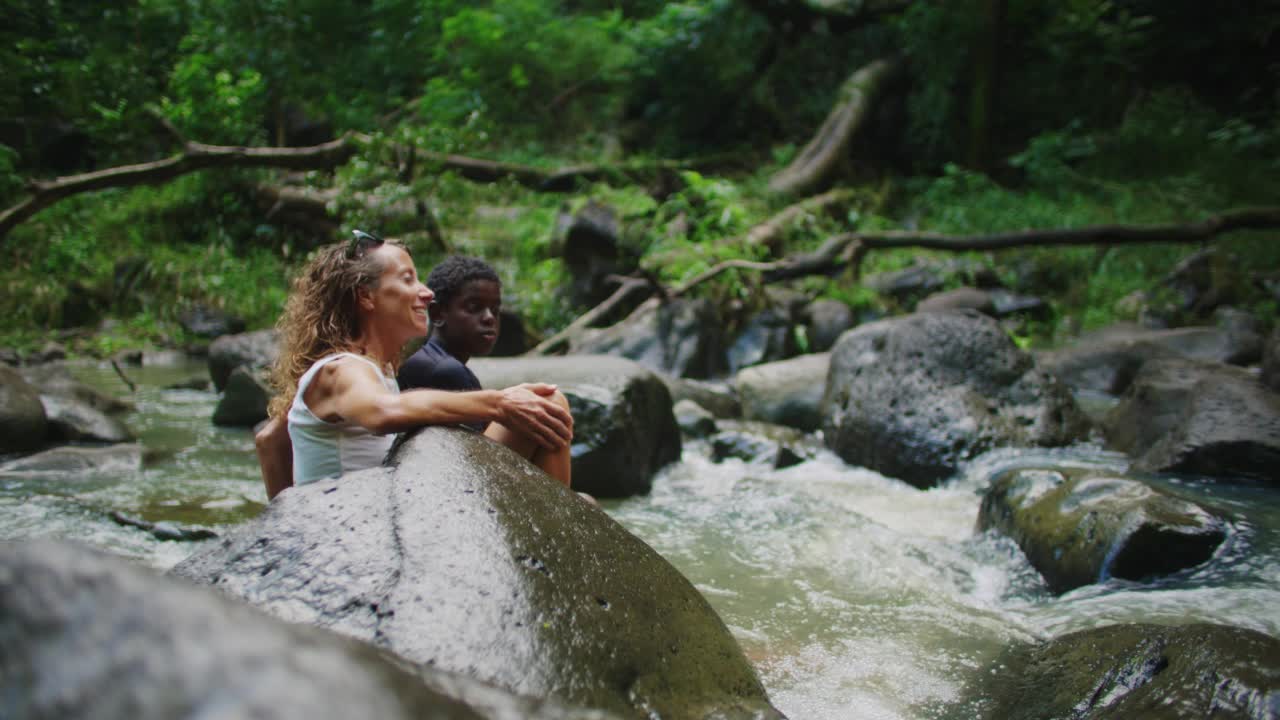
[398,337,488,432]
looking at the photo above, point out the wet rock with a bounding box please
[674,399,718,439]
[1,540,613,720]
[1038,319,1262,396]
[572,298,728,379]
[987,289,1049,319]
[735,353,829,432]
[662,376,741,419]
[916,287,996,315]
[212,366,271,427]
[978,623,1280,720]
[0,443,144,475]
[802,299,855,353]
[978,468,1227,594]
[109,511,219,542]
[822,311,1089,488]
[1103,359,1280,482]
[207,329,279,392]
[727,307,796,373]
[1264,327,1280,393]
[710,420,819,469]
[18,362,134,415]
[40,393,134,443]
[0,366,47,453]
[173,427,781,720]
[179,304,246,339]
[863,263,944,304]
[470,355,681,498]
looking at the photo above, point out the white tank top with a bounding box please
[288,353,400,486]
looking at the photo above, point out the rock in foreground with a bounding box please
[977,623,1280,720]
[173,426,780,720]
[0,539,614,720]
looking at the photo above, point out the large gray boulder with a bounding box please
[571,298,728,379]
[978,467,1227,594]
[735,353,829,432]
[976,623,1280,720]
[661,376,741,419]
[471,355,681,498]
[40,393,133,443]
[1040,320,1264,396]
[0,365,47,453]
[1,540,616,720]
[821,311,1089,487]
[172,427,781,720]
[18,362,134,415]
[208,329,278,392]
[1103,358,1280,482]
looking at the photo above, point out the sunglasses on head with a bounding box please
[346,229,384,259]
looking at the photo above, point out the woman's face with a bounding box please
[365,244,433,342]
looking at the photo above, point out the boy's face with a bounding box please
[431,278,501,360]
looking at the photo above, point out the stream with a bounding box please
[4,356,1279,720]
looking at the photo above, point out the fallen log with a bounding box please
[768,58,900,196]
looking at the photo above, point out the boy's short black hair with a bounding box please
[427,255,501,308]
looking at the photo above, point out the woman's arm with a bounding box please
[309,359,573,449]
[255,415,294,500]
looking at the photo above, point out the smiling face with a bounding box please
[364,244,433,345]
[430,278,501,363]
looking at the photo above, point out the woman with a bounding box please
[256,231,572,496]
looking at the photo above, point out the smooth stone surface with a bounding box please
[173,427,781,720]
[735,352,829,432]
[916,286,996,315]
[674,399,718,439]
[976,623,1280,720]
[822,311,1089,488]
[212,366,271,427]
[978,468,1227,594]
[661,375,741,419]
[0,365,47,453]
[1,539,615,720]
[19,361,134,415]
[571,297,728,379]
[471,355,681,498]
[0,443,144,475]
[40,393,134,443]
[1103,358,1280,482]
[207,328,278,392]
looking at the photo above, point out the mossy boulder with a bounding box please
[172,426,780,720]
[977,623,1280,719]
[978,468,1227,594]
[470,355,681,498]
[1103,358,1280,482]
[1,539,615,720]
[821,311,1089,487]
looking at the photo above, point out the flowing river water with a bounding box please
[4,357,1279,719]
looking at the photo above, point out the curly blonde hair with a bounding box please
[267,240,405,418]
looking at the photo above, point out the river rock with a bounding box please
[662,376,741,419]
[822,311,1089,488]
[18,361,133,415]
[978,468,1227,594]
[208,329,279,392]
[571,298,728,379]
[179,303,246,339]
[1,539,616,720]
[916,287,996,315]
[802,299,855,352]
[1103,358,1280,482]
[211,366,271,427]
[40,393,134,443]
[735,352,829,432]
[0,443,144,475]
[978,623,1280,720]
[0,365,47,453]
[863,263,943,303]
[710,420,819,470]
[674,399,718,438]
[727,307,796,373]
[172,426,781,720]
[1262,326,1279,393]
[470,355,681,498]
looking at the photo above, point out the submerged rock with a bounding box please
[0,443,144,475]
[821,311,1089,488]
[977,623,1280,720]
[1,539,615,720]
[735,353,829,432]
[978,468,1227,594]
[173,426,781,720]
[709,420,819,470]
[471,355,680,498]
[1103,358,1280,482]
